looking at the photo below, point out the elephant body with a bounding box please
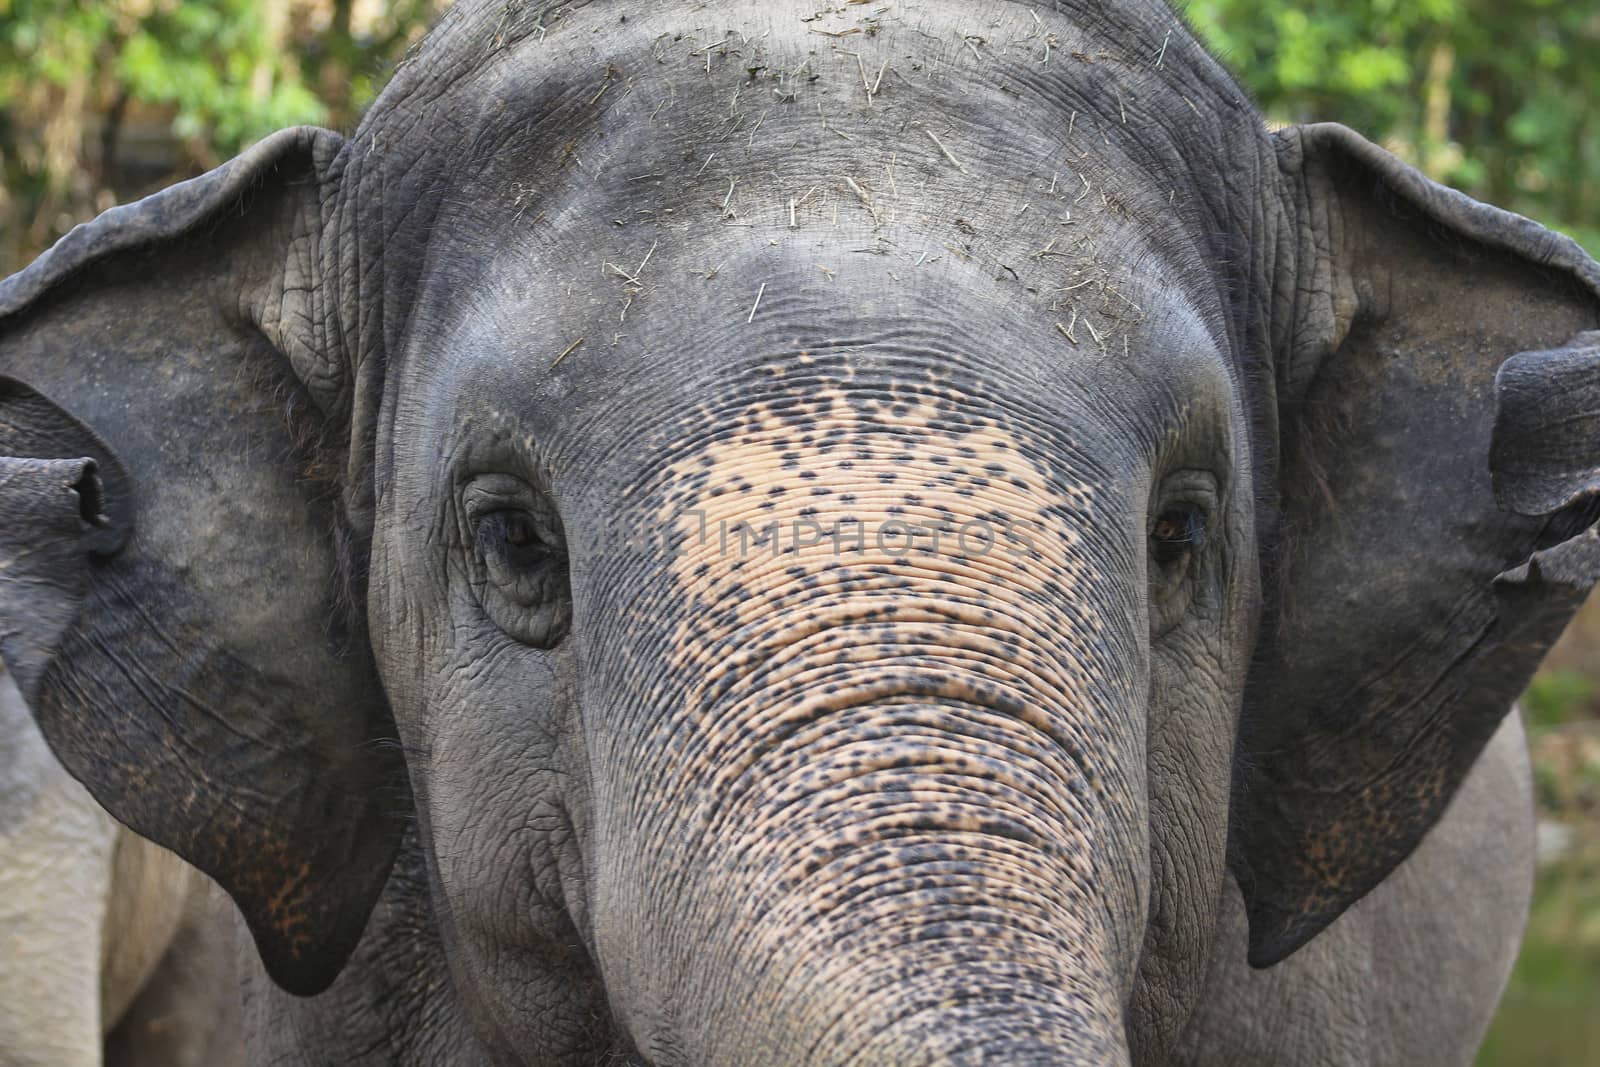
[0,668,244,1067]
[1,1,1597,1064]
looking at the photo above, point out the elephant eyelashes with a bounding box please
[482,511,556,564]
[1147,501,1208,632]
[1150,507,1205,565]
[470,498,573,649]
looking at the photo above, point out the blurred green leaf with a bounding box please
[1525,670,1596,730]
[1189,0,1600,257]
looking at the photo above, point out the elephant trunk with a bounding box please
[604,676,1142,1065]
[585,384,1147,1063]
[685,704,1135,1066]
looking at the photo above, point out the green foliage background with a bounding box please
[0,0,442,271]
[1,1,1598,1062]
[1189,0,1600,255]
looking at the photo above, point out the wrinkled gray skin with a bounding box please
[2,2,1600,1065]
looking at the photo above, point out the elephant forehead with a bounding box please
[407,0,1226,381]
[611,376,1128,699]
[652,385,1095,568]
[393,0,1241,470]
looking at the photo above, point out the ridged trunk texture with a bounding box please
[582,376,1145,1064]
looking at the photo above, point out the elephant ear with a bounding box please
[0,128,404,995]
[1236,122,1600,967]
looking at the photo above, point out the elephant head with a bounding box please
[3,2,1599,1063]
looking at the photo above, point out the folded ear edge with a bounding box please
[1492,332,1600,517]
[0,375,132,553]
[1283,123,1600,298]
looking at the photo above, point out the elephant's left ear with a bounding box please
[1237,122,1600,967]
[0,128,404,996]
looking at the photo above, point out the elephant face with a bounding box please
[4,2,1600,1065]
[381,187,1252,1059]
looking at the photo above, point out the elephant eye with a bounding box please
[471,503,572,649]
[1147,498,1209,635]
[1150,506,1206,569]
[480,510,558,565]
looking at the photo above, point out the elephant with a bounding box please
[0,665,245,1067]
[2,0,1599,1064]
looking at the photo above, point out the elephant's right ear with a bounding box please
[1234,123,1600,969]
[0,128,404,996]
